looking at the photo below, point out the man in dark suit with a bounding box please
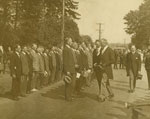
[37,46,45,89]
[49,46,57,83]
[145,44,150,90]
[93,40,103,98]
[26,46,33,94]
[126,45,141,93]
[63,38,76,101]
[10,45,22,100]
[55,47,61,82]
[20,45,29,97]
[100,39,115,98]
[43,48,50,85]
[30,43,39,92]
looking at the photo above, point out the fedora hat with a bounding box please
[64,75,72,84]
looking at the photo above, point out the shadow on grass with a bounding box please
[41,85,65,100]
[0,91,13,100]
[41,84,99,102]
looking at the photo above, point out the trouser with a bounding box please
[120,62,123,69]
[95,70,103,95]
[31,71,39,89]
[55,70,62,81]
[129,70,136,90]
[37,73,44,89]
[20,75,28,95]
[114,62,118,69]
[86,69,92,86]
[75,77,81,93]
[80,76,86,88]
[44,75,49,86]
[50,68,56,83]
[43,71,50,86]
[27,73,32,93]
[95,70,114,96]
[11,77,21,97]
[146,69,150,89]
[105,78,114,96]
[65,73,76,100]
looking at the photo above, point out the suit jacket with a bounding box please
[55,51,63,71]
[79,49,88,70]
[126,52,141,76]
[26,52,33,75]
[50,51,56,70]
[63,45,75,74]
[10,52,22,78]
[30,49,40,72]
[93,48,101,71]
[145,51,150,70]
[38,53,45,73]
[20,52,29,75]
[55,52,60,71]
[101,47,115,79]
[43,53,50,73]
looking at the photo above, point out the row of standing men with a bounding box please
[9,40,94,101]
[10,44,63,100]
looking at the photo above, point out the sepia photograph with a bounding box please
[0,0,150,119]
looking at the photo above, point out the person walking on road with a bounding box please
[126,44,141,93]
[100,39,115,99]
[93,40,103,99]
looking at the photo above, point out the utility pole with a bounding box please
[62,0,65,47]
[97,23,103,40]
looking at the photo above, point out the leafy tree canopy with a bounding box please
[124,0,150,48]
[0,0,81,48]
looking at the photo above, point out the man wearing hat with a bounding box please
[63,38,76,101]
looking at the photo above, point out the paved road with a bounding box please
[0,66,150,119]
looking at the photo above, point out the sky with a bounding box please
[76,0,143,43]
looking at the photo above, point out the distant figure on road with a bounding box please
[126,44,141,93]
[119,50,124,69]
[114,49,118,69]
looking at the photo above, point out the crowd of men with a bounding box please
[0,39,94,101]
[114,49,127,69]
[0,38,150,102]
[9,44,64,100]
[63,38,115,101]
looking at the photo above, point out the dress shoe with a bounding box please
[109,94,114,98]
[128,90,134,93]
[20,94,26,97]
[97,95,105,102]
[12,97,19,101]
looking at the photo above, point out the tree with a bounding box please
[124,0,150,48]
[0,0,81,47]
